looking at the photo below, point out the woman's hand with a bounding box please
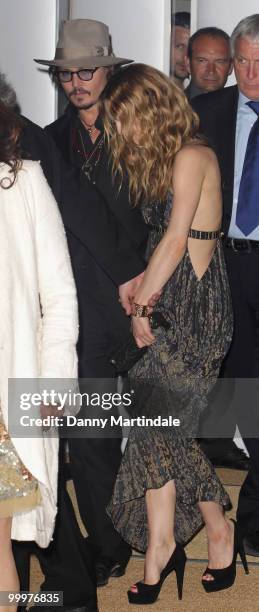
[132,316,155,348]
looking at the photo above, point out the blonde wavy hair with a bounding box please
[102,63,202,206]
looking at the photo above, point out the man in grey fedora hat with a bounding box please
[35,19,132,70]
[35,19,148,587]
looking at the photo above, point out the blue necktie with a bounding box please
[236,101,259,236]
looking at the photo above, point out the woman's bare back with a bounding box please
[173,143,222,281]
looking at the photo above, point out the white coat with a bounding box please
[0,160,78,547]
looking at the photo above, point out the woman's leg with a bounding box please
[0,517,19,612]
[198,501,234,582]
[131,480,176,591]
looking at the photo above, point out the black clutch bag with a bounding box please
[109,311,170,375]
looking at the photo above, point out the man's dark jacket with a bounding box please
[184,81,205,101]
[21,115,146,286]
[45,106,148,257]
[45,106,149,371]
[192,85,239,235]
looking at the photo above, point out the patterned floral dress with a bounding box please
[107,197,233,552]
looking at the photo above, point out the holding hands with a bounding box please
[119,273,162,348]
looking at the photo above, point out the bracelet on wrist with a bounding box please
[132,302,150,317]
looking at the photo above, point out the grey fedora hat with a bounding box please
[34,19,132,68]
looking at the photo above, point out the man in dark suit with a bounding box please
[185,26,249,473]
[35,19,148,585]
[185,26,232,101]
[192,13,259,556]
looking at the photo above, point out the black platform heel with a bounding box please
[127,543,186,605]
[202,519,249,593]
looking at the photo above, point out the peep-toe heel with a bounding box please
[202,519,249,593]
[128,543,186,605]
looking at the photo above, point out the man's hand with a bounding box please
[40,403,64,431]
[40,404,64,419]
[119,273,163,315]
[119,272,145,315]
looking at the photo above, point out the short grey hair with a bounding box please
[230,14,259,57]
[0,71,20,112]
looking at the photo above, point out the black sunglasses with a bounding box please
[56,68,99,82]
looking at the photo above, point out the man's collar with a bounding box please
[64,103,103,130]
[238,90,259,111]
[95,115,103,131]
[185,81,205,99]
[238,91,250,110]
[64,102,77,116]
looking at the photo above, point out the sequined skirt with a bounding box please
[0,411,41,518]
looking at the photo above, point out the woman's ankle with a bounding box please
[206,517,232,542]
[147,538,176,556]
[144,541,176,584]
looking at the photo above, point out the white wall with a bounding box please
[0,0,59,126]
[193,0,259,34]
[70,0,171,73]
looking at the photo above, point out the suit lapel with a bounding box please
[220,87,238,221]
[209,87,238,232]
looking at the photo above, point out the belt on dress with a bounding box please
[149,225,221,240]
[188,228,220,240]
[223,237,259,253]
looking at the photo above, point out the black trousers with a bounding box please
[237,438,259,537]
[13,442,98,611]
[68,294,131,565]
[201,247,259,534]
[224,247,259,535]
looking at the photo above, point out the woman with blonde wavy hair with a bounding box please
[102,63,248,604]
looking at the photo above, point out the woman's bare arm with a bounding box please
[131,146,211,347]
